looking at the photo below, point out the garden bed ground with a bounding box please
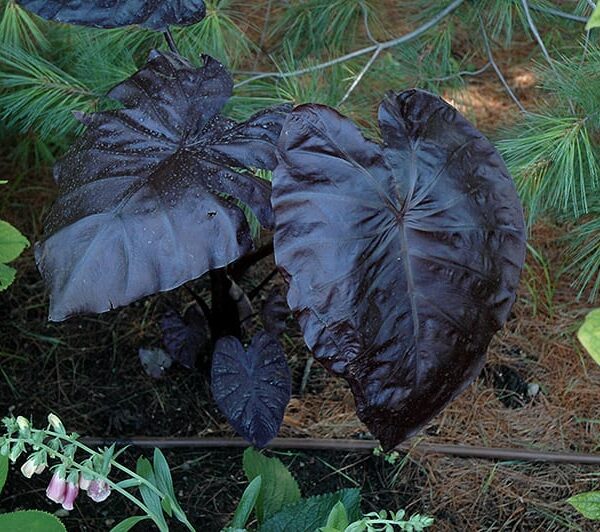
[1,11,600,530]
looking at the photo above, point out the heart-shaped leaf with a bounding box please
[212,331,291,448]
[161,305,209,369]
[272,90,526,449]
[17,1,206,30]
[261,289,289,337]
[35,51,290,321]
[139,347,172,379]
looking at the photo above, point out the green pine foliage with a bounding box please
[498,39,600,300]
[0,0,49,52]
[0,0,598,300]
[0,45,100,139]
[270,0,379,58]
[174,0,256,67]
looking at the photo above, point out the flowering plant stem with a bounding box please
[6,432,156,520]
[2,414,195,532]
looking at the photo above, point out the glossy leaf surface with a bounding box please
[17,1,206,30]
[212,332,291,448]
[272,90,526,449]
[161,306,208,368]
[35,51,289,321]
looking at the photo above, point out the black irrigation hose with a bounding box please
[80,437,600,465]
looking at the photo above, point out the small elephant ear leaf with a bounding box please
[35,51,290,321]
[139,347,172,379]
[161,305,209,369]
[261,289,289,337]
[211,332,291,448]
[17,0,206,30]
[272,90,526,449]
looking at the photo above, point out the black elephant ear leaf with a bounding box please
[211,331,291,448]
[272,89,526,450]
[139,347,172,379]
[17,0,206,30]
[35,51,291,321]
[161,305,209,369]
[262,289,289,337]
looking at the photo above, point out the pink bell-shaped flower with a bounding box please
[87,479,111,502]
[62,479,80,511]
[21,457,38,479]
[46,470,67,504]
[79,475,91,491]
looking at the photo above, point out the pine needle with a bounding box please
[0,0,49,52]
[0,46,99,139]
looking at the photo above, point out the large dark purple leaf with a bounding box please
[161,305,208,369]
[35,51,290,321]
[272,90,526,449]
[211,331,291,448]
[17,0,206,30]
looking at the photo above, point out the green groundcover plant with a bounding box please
[0,180,29,291]
[0,413,434,531]
[566,307,600,521]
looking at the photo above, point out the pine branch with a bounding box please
[530,5,587,23]
[480,20,527,114]
[338,46,381,106]
[235,0,465,88]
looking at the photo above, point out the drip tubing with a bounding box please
[79,437,600,465]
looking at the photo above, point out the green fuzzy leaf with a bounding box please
[586,3,600,30]
[568,491,600,520]
[0,263,17,291]
[0,511,66,531]
[0,220,28,262]
[324,501,349,530]
[578,308,600,365]
[243,448,301,523]
[231,476,262,529]
[0,453,8,495]
[110,516,151,532]
[0,220,28,291]
[258,488,361,532]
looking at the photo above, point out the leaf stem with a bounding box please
[32,429,169,505]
